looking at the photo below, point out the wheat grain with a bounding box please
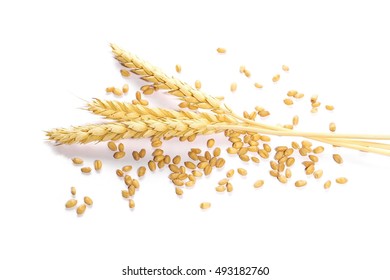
[65,199,77,208]
[84,196,93,206]
[76,204,86,215]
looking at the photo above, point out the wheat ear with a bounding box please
[111,44,229,114]
[86,98,237,123]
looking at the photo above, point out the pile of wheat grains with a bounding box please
[57,46,354,216]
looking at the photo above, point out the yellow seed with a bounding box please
[254,82,263,89]
[65,199,77,208]
[113,87,123,96]
[312,101,321,108]
[227,147,238,154]
[285,168,292,179]
[215,158,225,168]
[218,178,228,185]
[122,190,129,198]
[124,175,133,186]
[305,165,315,175]
[284,148,294,157]
[76,204,86,215]
[154,155,165,162]
[71,157,83,165]
[215,185,226,192]
[325,105,334,111]
[94,160,102,171]
[106,87,114,93]
[237,168,247,176]
[258,110,270,117]
[243,69,251,77]
[239,154,250,162]
[324,180,332,189]
[132,179,140,189]
[107,141,117,151]
[186,180,195,187]
[295,93,304,99]
[283,98,293,105]
[295,180,307,187]
[148,160,156,171]
[269,170,278,177]
[122,84,129,93]
[175,187,183,196]
[81,167,91,174]
[314,169,323,179]
[258,149,269,159]
[129,199,135,209]
[333,154,343,164]
[230,82,237,92]
[313,146,324,154]
[137,166,146,177]
[254,180,264,188]
[239,65,245,73]
[198,161,208,169]
[292,115,299,126]
[217,47,226,53]
[291,141,300,149]
[120,69,130,77]
[173,179,184,186]
[272,74,280,82]
[172,155,181,164]
[138,148,146,158]
[195,80,201,90]
[263,143,271,153]
[118,143,125,152]
[282,65,289,72]
[84,196,93,206]
[336,177,348,184]
[132,151,140,161]
[287,90,298,97]
[169,164,180,173]
[183,161,195,170]
[329,122,336,132]
[128,185,135,196]
[213,147,221,157]
[226,183,233,192]
[71,186,76,196]
[270,161,278,170]
[226,169,235,178]
[122,165,132,172]
[277,175,287,184]
[311,108,318,114]
[175,64,182,73]
[113,151,125,159]
[192,170,203,177]
[310,95,318,103]
[278,162,286,173]
[286,157,295,167]
[309,155,319,162]
[204,165,212,175]
[116,169,124,177]
[251,157,260,163]
[200,202,211,209]
[207,139,215,148]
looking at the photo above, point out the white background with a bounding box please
[1,1,390,279]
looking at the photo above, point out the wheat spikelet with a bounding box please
[111,44,227,113]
